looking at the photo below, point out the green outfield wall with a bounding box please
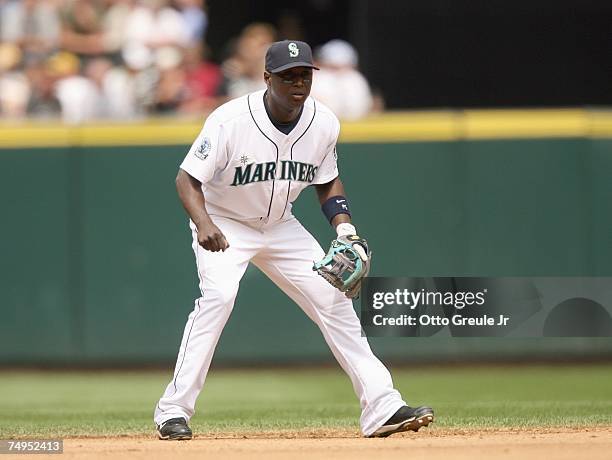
[1,115,612,365]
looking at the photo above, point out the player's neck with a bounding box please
[264,91,302,124]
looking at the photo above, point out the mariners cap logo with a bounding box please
[288,42,299,58]
[265,40,318,73]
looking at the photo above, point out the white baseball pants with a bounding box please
[154,215,406,436]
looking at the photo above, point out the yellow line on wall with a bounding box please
[1,109,611,148]
[462,109,590,139]
[339,112,459,142]
[589,111,612,137]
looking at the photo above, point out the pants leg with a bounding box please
[252,217,406,436]
[154,217,261,426]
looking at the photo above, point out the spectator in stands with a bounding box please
[179,44,221,113]
[310,39,373,120]
[121,41,160,115]
[123,0,189,52]
[152,45,187,113]
[219,23,276,100]
[84,56,138,119]
[0,43,30,118]
[0,0,60,62]
[101,0,135,61]
[25,58,62,119]
[58,0,107,59]
[173,0,208,46]
[48,50,101,123]
[58,0,133,61]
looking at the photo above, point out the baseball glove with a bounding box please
[313,235,371,298]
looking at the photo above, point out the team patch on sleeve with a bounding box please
[194,137,211,160]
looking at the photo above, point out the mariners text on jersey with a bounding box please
[231,160,318,186]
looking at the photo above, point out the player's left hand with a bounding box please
[313,235,371,299]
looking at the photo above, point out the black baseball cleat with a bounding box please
[368,405,434,438]
[156,417,193,440]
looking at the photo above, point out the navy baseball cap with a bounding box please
[265,40,319,73]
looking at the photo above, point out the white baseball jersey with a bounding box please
[180,89,340,223]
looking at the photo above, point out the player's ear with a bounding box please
[264,71,271,87]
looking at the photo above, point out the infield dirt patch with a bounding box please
[41,427,612,460]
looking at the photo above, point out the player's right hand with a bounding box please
[196,222,230,252]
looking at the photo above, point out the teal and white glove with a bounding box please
[313,223,371,299]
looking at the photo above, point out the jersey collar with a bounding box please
[248,90,315,146]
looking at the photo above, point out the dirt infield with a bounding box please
[29,427,611,460]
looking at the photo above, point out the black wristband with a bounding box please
[321,195,351,223]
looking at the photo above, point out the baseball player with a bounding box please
[154,40,434,440]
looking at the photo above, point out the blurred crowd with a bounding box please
[0,0,377,123]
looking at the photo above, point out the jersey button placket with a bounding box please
[269,140,289,223]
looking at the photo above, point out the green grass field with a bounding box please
[1,364,611,437]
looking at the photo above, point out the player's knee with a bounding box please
[201,284,239,309]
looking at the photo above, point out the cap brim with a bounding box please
[268,62,320,73]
